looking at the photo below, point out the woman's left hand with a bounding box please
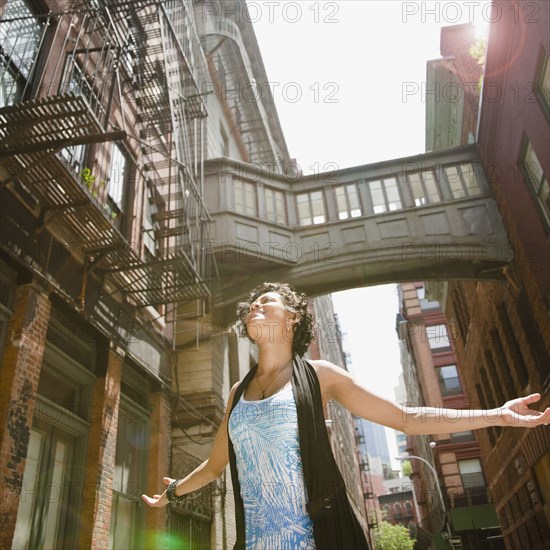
[499,393,550,428]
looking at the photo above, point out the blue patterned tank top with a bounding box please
[228,383,316,550]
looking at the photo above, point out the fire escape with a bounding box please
[354,422,380,543]
[0,0,216,318]
[198,3,284,171]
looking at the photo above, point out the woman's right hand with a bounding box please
[141,477,175,507]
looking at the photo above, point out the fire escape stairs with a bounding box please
[0,2,217,310]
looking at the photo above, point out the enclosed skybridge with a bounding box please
[204,144,513,321]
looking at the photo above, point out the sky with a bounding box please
[248,0,490,467]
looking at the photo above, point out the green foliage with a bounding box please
[80,167,117,220]
[469,36,487,65]
[374,520,415,550]
[469,36,487,92]
[401,460,412,477]
[80,167,96,190]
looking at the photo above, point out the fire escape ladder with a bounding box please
[0,1,217,309]
[200,14,283,171]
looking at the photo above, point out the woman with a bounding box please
[142,282,550,550]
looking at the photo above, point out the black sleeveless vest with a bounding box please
[227,355,370,550]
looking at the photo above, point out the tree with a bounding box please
[374,520,415,550]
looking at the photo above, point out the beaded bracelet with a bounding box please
[166,479,186,503]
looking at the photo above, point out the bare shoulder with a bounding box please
[307,359,352,394]
[308,359,350,375]
[223,381,241,415]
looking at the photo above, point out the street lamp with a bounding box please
[395,454,453,544]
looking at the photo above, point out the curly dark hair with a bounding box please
[236,282,315,357]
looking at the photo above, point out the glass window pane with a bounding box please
[539,178,550,223]
[426,324,451,350]
[525,143,544,185]
[540,53,550,107]
[0,60,21,106]
[451,430,476,443]
[385,178,402,210]
[0,0,44,80]
[369,180,386,213]
[245,184,255,215]
[459,459,485,487]
[460,164,482,196]
[311,191,325,223]
[423,171,441,203]
[446,166,465,198]
[13,429,45,548]
[43,440,69,549]
[265,188,286,224]
[109,401,147,549]
[335,186,348,216]
[409,173,424,206]
[109,496,136,549]
[347,185,361,217]
[523,142,550,224]
[234,180,243,211]
[109,144,126,209]
[274,192,286,224]
[311,191,324,215]
[438,365,463,396]
[296,194,311,226]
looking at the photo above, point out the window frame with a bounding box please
[444,163,483,199]
[233,178,257,217]
[458,458,486,489]
[296,190,326,226]
[407,169,442,206]
[0,0,46,106]
[367,176,402,213]
[264,186,287,225]
[109,387,150,549]
[535,46,550,121]
[519,136,550,230]
[425,323,452,352]
[436,364,464,397]
[334,183,362,220]
[108,142,127,213]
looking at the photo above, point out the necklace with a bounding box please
[255,359,292,399]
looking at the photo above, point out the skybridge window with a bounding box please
[335,184,362,220]
[265,187,287,224]
[445,164,483,199]
[408,170,441,206]
[368,177,402,213]
[296,191,326,226]
[234,179,257,216]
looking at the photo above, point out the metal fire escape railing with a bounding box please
[199,13,283,171]
[0,0,217,309]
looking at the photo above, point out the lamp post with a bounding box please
[395,454,453,545]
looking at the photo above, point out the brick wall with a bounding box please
[79,350,122,548]
[0,283,51,549]
[144,389,171,543]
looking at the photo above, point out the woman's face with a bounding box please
[245,291,297,343]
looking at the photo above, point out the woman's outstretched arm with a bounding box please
[314,360,550,435]
[141,382,239,507]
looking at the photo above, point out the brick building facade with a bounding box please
[0,0,289,547]
[398,282,502,549]
[426,3,550,548]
